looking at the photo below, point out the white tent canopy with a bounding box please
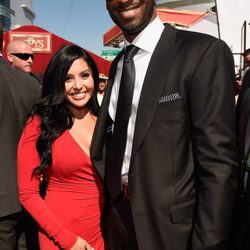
[187,12,219,38]
[216,0,250,68]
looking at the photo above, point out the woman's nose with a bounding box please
[73,79,83,89]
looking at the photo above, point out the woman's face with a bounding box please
[65,58,94,113]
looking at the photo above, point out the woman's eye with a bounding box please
[65,76,72,82]
[81,73,90,79]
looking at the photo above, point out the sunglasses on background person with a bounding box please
[99,78,108,83]
[10,53,34,61]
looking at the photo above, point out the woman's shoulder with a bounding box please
[26,115,40,125]
[23,115,41,135]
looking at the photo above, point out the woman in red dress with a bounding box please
[17,44,104,250]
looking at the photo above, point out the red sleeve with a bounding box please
[17,116,77,250]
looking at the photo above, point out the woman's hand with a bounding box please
[70,237,94,250]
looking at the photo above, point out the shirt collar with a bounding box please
[124,16,164,54]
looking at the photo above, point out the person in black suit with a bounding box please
[91,0,238,249]
[0,25,40,249]
[231,70,250,250]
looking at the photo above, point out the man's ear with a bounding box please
[7,53,13,63]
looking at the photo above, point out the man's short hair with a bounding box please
[243,48,250,57]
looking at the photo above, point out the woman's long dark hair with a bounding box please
[33,44,100,174]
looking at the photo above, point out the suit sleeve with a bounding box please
[189,39,238,249]
[17,116,77,250]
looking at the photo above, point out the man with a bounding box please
[0,26,40,249]
[97,73,109,105]
[231,70,250,250]
[91,0,238,249]
[6,40,41,85]
[7,40,34,74]
[243,49,250,72]
[236,48,250,96]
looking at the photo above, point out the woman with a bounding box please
[17,44,104,250]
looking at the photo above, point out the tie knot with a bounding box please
[124,45,139,60]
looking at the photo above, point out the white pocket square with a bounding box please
[159,93,181,104]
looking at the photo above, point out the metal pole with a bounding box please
[214,0,221,39]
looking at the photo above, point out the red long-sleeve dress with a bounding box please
[17,116,104,250]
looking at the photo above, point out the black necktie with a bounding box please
[108,45,139,200]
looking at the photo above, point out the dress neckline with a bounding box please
[65,130,91,160]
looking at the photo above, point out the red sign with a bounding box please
[9,32,52,53]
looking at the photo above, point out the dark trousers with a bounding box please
[113,193,138,250]
[230,173,250,250]
[0,211,39,250]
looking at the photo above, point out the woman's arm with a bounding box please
[17,116,77,250]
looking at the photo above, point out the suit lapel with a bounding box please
[91,50,124,179]
[130,24,180,165]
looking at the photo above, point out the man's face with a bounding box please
[106,0,156,42]
[244,54,250,68]
[98,78,108,92]
[7,43,34,73]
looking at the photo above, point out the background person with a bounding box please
[17,44,104,250]
[97,73,108,105]
[91,0,238,249]
[243,48,250,74]
[231,69,250,250]
[6,40,41,85]
[236,48,250,97]
[0,25,40,250]
[7,40,34,74]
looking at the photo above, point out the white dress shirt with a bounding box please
[108,17,164,183]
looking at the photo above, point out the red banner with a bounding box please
[9,32,52,53]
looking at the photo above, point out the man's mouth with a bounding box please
[119,5,140,18]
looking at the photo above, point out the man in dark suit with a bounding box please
[231,70,250,249]
[0,26,40,249]
[91,1,238,249]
